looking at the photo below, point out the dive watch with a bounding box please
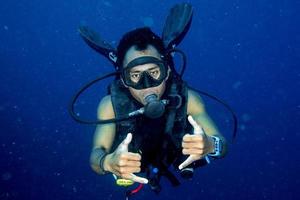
[208,136,223,158]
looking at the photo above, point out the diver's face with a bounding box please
[123,45,168,105]
[127,65,167,105]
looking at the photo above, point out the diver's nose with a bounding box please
[141,72,152,89]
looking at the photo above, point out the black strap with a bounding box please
[164,82,181,146]
[153,81,182,187]
[159,163,180,187]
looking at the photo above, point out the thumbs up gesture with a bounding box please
[178,116,214,170]
[105,133,148,184]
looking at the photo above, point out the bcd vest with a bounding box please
[109,79,191,171]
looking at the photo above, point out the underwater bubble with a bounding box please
[241,113,251,122]
[2,172,12,181]
[142,17,154,27]
[239,124,246,131]
[232,81,242,89]
[0,106,5,111]
[72,186,77,193]
[103,1,112,7]
[79,20,87,26]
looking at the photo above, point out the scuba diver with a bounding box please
[69,3,237,199]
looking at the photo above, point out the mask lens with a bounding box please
[147,66,161,80]
[122,56,168,89]
[129,71,142,83]
[129,65,162,83]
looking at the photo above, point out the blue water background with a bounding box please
[0,0,299,199]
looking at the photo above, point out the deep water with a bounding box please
[0,0,299,199]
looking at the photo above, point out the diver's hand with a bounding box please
[104,133,148,184]
[178,115,214,170]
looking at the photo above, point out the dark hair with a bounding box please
[116,27,166,68]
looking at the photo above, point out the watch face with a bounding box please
[208,136,222,157]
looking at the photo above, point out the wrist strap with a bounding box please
[94,148,109,174]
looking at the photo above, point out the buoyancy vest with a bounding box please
[109,79,191,172]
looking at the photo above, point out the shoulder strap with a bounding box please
[109,80,137,152]
[164,80,188,148]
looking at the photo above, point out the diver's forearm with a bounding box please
[90,148,110,175]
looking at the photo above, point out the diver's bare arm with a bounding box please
[90,95,116,174]
[187,90,227,157]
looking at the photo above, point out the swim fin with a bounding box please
[78,26,117,65]
[162,3,193,49]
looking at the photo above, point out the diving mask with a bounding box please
[121,56,168,90]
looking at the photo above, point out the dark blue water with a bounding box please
[1,0,299,199]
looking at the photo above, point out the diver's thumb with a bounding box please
[117,133,132,152]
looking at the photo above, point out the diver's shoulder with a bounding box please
[187,89,204,104]
[97,95,113,108]
[101,95,112,104]
[97,95,115,119]
[187,89,205,115]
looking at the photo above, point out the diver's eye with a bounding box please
[149,68,161,79]
[130,73,141,83]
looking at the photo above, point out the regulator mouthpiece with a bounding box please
[144,94,165,119]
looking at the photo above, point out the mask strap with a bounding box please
[125,56,165,69]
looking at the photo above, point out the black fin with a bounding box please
[162,3,193,49]
[78,26,117,65]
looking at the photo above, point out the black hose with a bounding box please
[189,87,238,142]
[68,72,134,124]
